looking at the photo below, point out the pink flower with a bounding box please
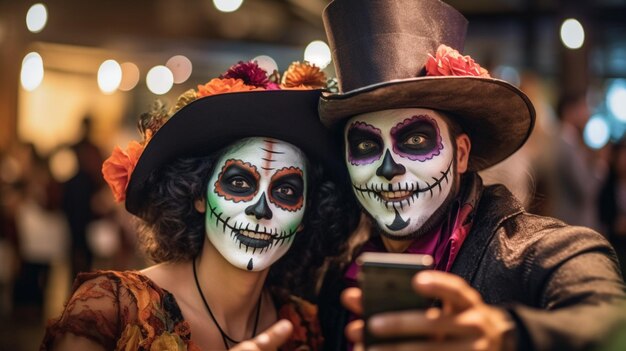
[425,45,490,78]
[265,82,281,90]
[221,61,270,88]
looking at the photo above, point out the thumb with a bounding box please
[230,319,293,351]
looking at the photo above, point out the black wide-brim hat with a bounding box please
[319,0,536,171]
[126,89,340,216]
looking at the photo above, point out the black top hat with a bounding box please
[319,0,536,171]
[110,61,341,216]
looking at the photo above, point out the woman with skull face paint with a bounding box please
[41,61,358,351]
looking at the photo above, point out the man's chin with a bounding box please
[367,193,456,242]
[374,221,419,240]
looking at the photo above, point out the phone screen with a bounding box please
[357,252,434,347]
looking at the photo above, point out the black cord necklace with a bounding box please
[192,258,262,349]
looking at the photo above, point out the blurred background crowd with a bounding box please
[0,0,625,349]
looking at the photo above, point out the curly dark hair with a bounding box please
[136,151,359,300]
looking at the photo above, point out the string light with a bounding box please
[26,3,48,33]
[97,60,122,94]
[146,65,174,95]
[304,40,332,69]
[560,19,585,50]
[20,52,44,91]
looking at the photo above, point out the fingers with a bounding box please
[413,271,483,312]
[368,308,481,339]
[345,319,364,343]
[341,287,363,315]
[368,339,479,351]
[230,319,293,351]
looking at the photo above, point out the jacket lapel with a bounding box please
[450,176,524,284]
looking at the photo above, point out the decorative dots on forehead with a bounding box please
[214,159,260,202]
[390,115,443,161]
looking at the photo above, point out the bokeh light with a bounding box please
[213,0,244,13]
[304,40,332,69]
[119,62,140,91]
[166,55,193,84]
[146,65,174,95]
[253,55,278,75]
[26,3,48,33]
[49,147,78,183]
[583,115,610,149]
[97,60,122,94]
[607,80,626,122]
[20,52,44,91]
[493,65,521,87]
[560,18,585,50]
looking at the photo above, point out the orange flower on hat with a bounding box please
[425,44,490,78]
[102,140,144,203]
[196,78,259,98]
[281,62,327,89]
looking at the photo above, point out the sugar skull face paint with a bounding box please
[205,137,307,272]
[345,108,455,237]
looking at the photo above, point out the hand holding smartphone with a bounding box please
[356,252,434,347]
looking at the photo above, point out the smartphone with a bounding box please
[357,252,434,347]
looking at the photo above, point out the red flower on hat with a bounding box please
[221,61,270,88]
[102,140,144,203]
[425,44,490,78]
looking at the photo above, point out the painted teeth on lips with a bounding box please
[240,230,272,241]
[379,190,412,201]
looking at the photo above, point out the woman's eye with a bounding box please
[404,134,426,146]
[230,178,250,189]
[275,186,294,196]
[357,140,377,152]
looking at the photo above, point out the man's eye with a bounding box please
[404,134,426,146]
[357,140,377,152]
[230,178,250,189]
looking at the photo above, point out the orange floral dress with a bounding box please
[41,271,323,351]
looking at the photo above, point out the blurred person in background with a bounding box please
[2,142,65,322]
[61,116,105,278]
[553,91,608,232]
[480,72,559,214]
[599,139,626,273]
[41,61,358,351]
[0,147,25,318]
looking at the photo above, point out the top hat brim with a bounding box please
[319,76,536,171]
[126,89,342,216]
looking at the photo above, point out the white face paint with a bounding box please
[205,137,307,272]
[345,108,455,237]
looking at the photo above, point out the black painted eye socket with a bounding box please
[228,177,252,193]
[271,174,304,206]
[220,165,257,196]
[348,129,383,160]
[394,122,438,155]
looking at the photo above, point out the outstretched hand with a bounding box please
[230,319,293,351]
[342,271,516,351]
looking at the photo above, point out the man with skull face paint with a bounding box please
[316,1,626,350]
[41,61,358,351]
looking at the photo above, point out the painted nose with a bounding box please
[245,193,273,220]
[376,150,406,181]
